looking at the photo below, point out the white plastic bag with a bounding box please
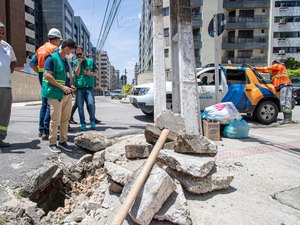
[204,102,242,124]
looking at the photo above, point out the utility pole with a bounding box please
[177,0,200,135]
[214,14,220,104]
[153,0,167,120]
[268,0,275,65]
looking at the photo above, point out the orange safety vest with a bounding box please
[256,64,291,88]
[36,42,57,72]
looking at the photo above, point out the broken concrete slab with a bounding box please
[272,186,300,211]
[104,162,133,186]
[174,134,218,156]
[74,131,112,152]
[154,180,192,225]
[125,143,153,159]
[92,150,106,169]
[155,110,186,134]
[23,163,60,196]
[165,167,234,194]
[77,154,93,165]
[120,165,176,225]
[144,124,177,145]
[157,150,215,178]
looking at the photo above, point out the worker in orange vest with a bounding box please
[30,28,62,139]
[255,58,293,124]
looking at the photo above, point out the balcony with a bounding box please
[222,36,268,50]
[223,0,270,9]
[226,15,269,29]
[222,56,267,65]
[192,14,202,27]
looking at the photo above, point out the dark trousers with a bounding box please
[0,88,12,141]
[39,97,50,135]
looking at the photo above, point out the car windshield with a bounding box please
[113,90,121,94]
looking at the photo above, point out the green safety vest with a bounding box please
[73,58,95,88]
[41,52,66,100]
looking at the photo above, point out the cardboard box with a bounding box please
[203,120,220,141]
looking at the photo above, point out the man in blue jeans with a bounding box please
[73,46,98,131]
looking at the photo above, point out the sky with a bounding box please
[70,0,142,83]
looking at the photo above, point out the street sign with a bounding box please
[208,13,226,37]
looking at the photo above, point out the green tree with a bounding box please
[284,57,300,70]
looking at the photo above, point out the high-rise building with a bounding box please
[0,0,36,66]
[222,0,270,65]
[95,51,110,95]
[272,0,300,61]
[74,16,91,54]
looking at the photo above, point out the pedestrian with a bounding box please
[255,58,293,124]
[0,22,17,147]
[42,39,77,153]
[73,46,99,131]
[29,28,62,140]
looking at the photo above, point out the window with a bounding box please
[275,1,300,7]
[197,69,221,86]
[239,10,254,18]
[164,49,169,58]
[163,7,169,16]
[164,28,169,37]
[226,69,247,84]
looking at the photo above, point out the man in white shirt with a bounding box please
[0,22,17,147]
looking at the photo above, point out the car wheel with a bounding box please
[254,100,279,124]
[141,109,154,116]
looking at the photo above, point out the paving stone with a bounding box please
[174,134,218,156]
[104,162,133,186]
[125,143,153,159]
[157,150,215,177]
[120,165,176,225]
[165,167,234,194]
[154,180,192,225]
[74,131,112,152]
[144,124,177,145]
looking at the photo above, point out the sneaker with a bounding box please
[95,118,102,124]
[69,118,78,124]
[48,144,61,153]
[58,142,72,152]
[80,124,86,131]
[42,133,49,141]
[91,121,96,130]
[0,140,10,148]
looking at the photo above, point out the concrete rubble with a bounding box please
[1,125,235,225]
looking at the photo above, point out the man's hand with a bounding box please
[78,58,84,64]
[61,85,72,94]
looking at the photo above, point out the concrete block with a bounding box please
[120,165,176,225]
[154,180,192,225]
[104,162,133,186]
[144,124,177,145]
[125,144,153,159]
[157,150,215,177]
[174,134,218,156]
[165,167,234,194]
[74,132,112,152]
[155,110,186,135]
[92,150,106,168]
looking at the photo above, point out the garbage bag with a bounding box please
[223,119,250,139]
[204,102,242,124]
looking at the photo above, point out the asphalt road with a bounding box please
[0,96,300,213]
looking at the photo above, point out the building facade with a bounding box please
[95,51,110,95]
[74,16,91,53]
[272,0,300,61]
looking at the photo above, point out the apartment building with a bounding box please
[272,0,300,61]
[222,0,270,66]
[95,51,111,95]
[74,16,91,54]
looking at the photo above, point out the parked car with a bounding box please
[129,65,280,124]
[292,77,300,105]
[111,89,123,99]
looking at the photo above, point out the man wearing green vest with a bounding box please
[73,46,98,131]
[42,39,77,153]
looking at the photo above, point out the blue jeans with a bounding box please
[76,87,95,125]
[39,97,50,134]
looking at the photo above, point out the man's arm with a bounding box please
[10,61,16,73]
[74,59,83,76]
[44,70,72,94]
[29,54,38,73]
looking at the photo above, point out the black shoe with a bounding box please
[42,133,49,141]
[38,131,43,137]
[0,140,10,148]
[69,118,78,124]
[48,144,61,153]
[58,142,72,152]
[95,118,101,124]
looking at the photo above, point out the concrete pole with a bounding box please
[153,0,167,121]
[177,0,200,135]
[214,14,220,104]
[170,0,181,114]
[268,0,275,65]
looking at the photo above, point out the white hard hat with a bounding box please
[47,28,62,39]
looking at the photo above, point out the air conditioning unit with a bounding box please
[278,50,285,55]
